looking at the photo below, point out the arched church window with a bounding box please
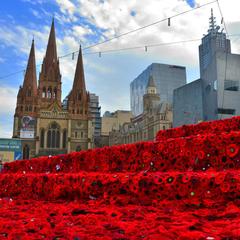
[27,89,31,97]
[40,129,45,148]
[53,87,57,99]
[42,87,46,98]
[78,93,81,101]
[62,129,67,148]
[29,105,32,112]
[23,145,30,159]
[47,87,52,98]
[47,122,60,148]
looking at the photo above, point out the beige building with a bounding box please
[109,76,172,145]
[101,110,133,136]
[100,110,133,147]
[13,19,93,159]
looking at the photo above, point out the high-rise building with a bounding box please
[130,63,186,116]
[89,93,101,148]
[13,19,93,159]
[173,9,240,127]
[199,9,231,76]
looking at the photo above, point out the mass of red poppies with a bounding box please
[1,116,240,239]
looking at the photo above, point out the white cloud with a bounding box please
[56,0,75,16]
[0,57,5,63]
[72,25,93,38]
[0,86,18,115]
[1,0,240,126]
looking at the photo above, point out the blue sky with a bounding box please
[0,0,239,138]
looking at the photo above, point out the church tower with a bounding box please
[38,18,62,108]
[13,39,38,138]
[143,76,160,113]
[13,19,94,159]
[68,46,89,119]
[67,46,92,151]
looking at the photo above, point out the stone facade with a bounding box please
[109,76,172,145]
[13,19,93,159]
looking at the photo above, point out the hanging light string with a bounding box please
[216,0,228,37]
[0,0,232,80]
[0,34,240,81]
[59,0,217,59]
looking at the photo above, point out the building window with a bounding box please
[75,131,78,138]
[47,122,60,148]
[47,87,52,98]
[25,106,28,111]
[42,87,46,98]
[224,80,239,91]
[62,129,67,148]
[53,87,57,98]
[23,145,30,159]
[76,145,81,152]
[214,80,217,90]
[81,132,83,138]
[40,129,45,148]
[218,108,236,115]
[29,105,32,112]
[27,89,31,97]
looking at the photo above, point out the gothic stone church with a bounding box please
[13,19,93,159]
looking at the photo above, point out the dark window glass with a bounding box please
[224,80,239,91]
[40,129,45,148]
[62,129,67,148]
[47,130,51,148]
[23,145,30,159]
[47,123,60,148]
[56,131,60,148]
[218,108,235,115]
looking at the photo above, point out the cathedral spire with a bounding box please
[44,18,58,71]
[72,46,86,94]
[23,39,37,95]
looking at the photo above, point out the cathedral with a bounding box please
[13,19,93,159]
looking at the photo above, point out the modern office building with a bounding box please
[173,9,240,127]
[130,63,186,116]
[89,93,101,148]
[199,9,231,76]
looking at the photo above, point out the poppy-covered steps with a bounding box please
[0,170,239,204]
[156,116,240,141]
[2,131,240,174]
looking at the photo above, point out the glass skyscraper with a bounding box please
[130,63,186,116]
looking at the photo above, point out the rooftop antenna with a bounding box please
[208,8,221,34]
